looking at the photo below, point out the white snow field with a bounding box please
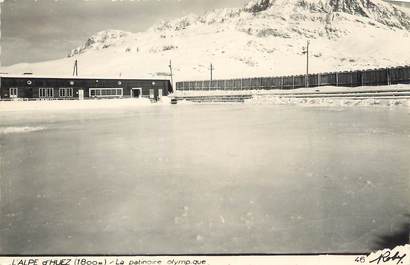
[0,97,173,112]
[0,104,409,254]
[1,0,410,81]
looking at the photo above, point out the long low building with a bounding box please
[0,75,173,100]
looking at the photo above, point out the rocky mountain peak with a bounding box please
[68,30,131,57]
[244,0,274,12]
[243,0,410,29]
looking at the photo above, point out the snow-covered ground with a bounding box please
[246,94,410,107]
[1,0,410,81]
[0,97,172,112]
[1,104,409,253]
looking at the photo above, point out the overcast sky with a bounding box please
[1,0,409,66]
[0,0,247,66]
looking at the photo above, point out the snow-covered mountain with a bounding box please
[389,0,410,9]
[2,0,410,81]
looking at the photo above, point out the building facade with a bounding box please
[0,76,173,100]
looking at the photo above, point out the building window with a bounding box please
[39,88,54,98]
[89,88,123,98]
[59,88,73,98]
[9,88,18,98]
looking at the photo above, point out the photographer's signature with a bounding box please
[355,250,406,264]
[368,250,406,264]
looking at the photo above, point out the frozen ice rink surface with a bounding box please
[0,104,409,254]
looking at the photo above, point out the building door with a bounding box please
[149,89,155,99]
[9,88,18,98]
[157,89,163,100]
[78,89,84,100]
[132,88,142,98]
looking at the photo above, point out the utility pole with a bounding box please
[209,63,214,91]
[210,63,214,82]
[302,40,310,87]
[72,59,78,77]
[168,60,174,88]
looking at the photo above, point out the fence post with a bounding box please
[336,72,339,86]
[361,72,363,87]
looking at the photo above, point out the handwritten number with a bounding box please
[355,256,366,263]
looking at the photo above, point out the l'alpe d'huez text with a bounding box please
[2,0,410,80]
[11,259,71,265]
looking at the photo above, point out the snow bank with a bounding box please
[245,95,410,107]
[0,98,159,112]
[0,126,46,134]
